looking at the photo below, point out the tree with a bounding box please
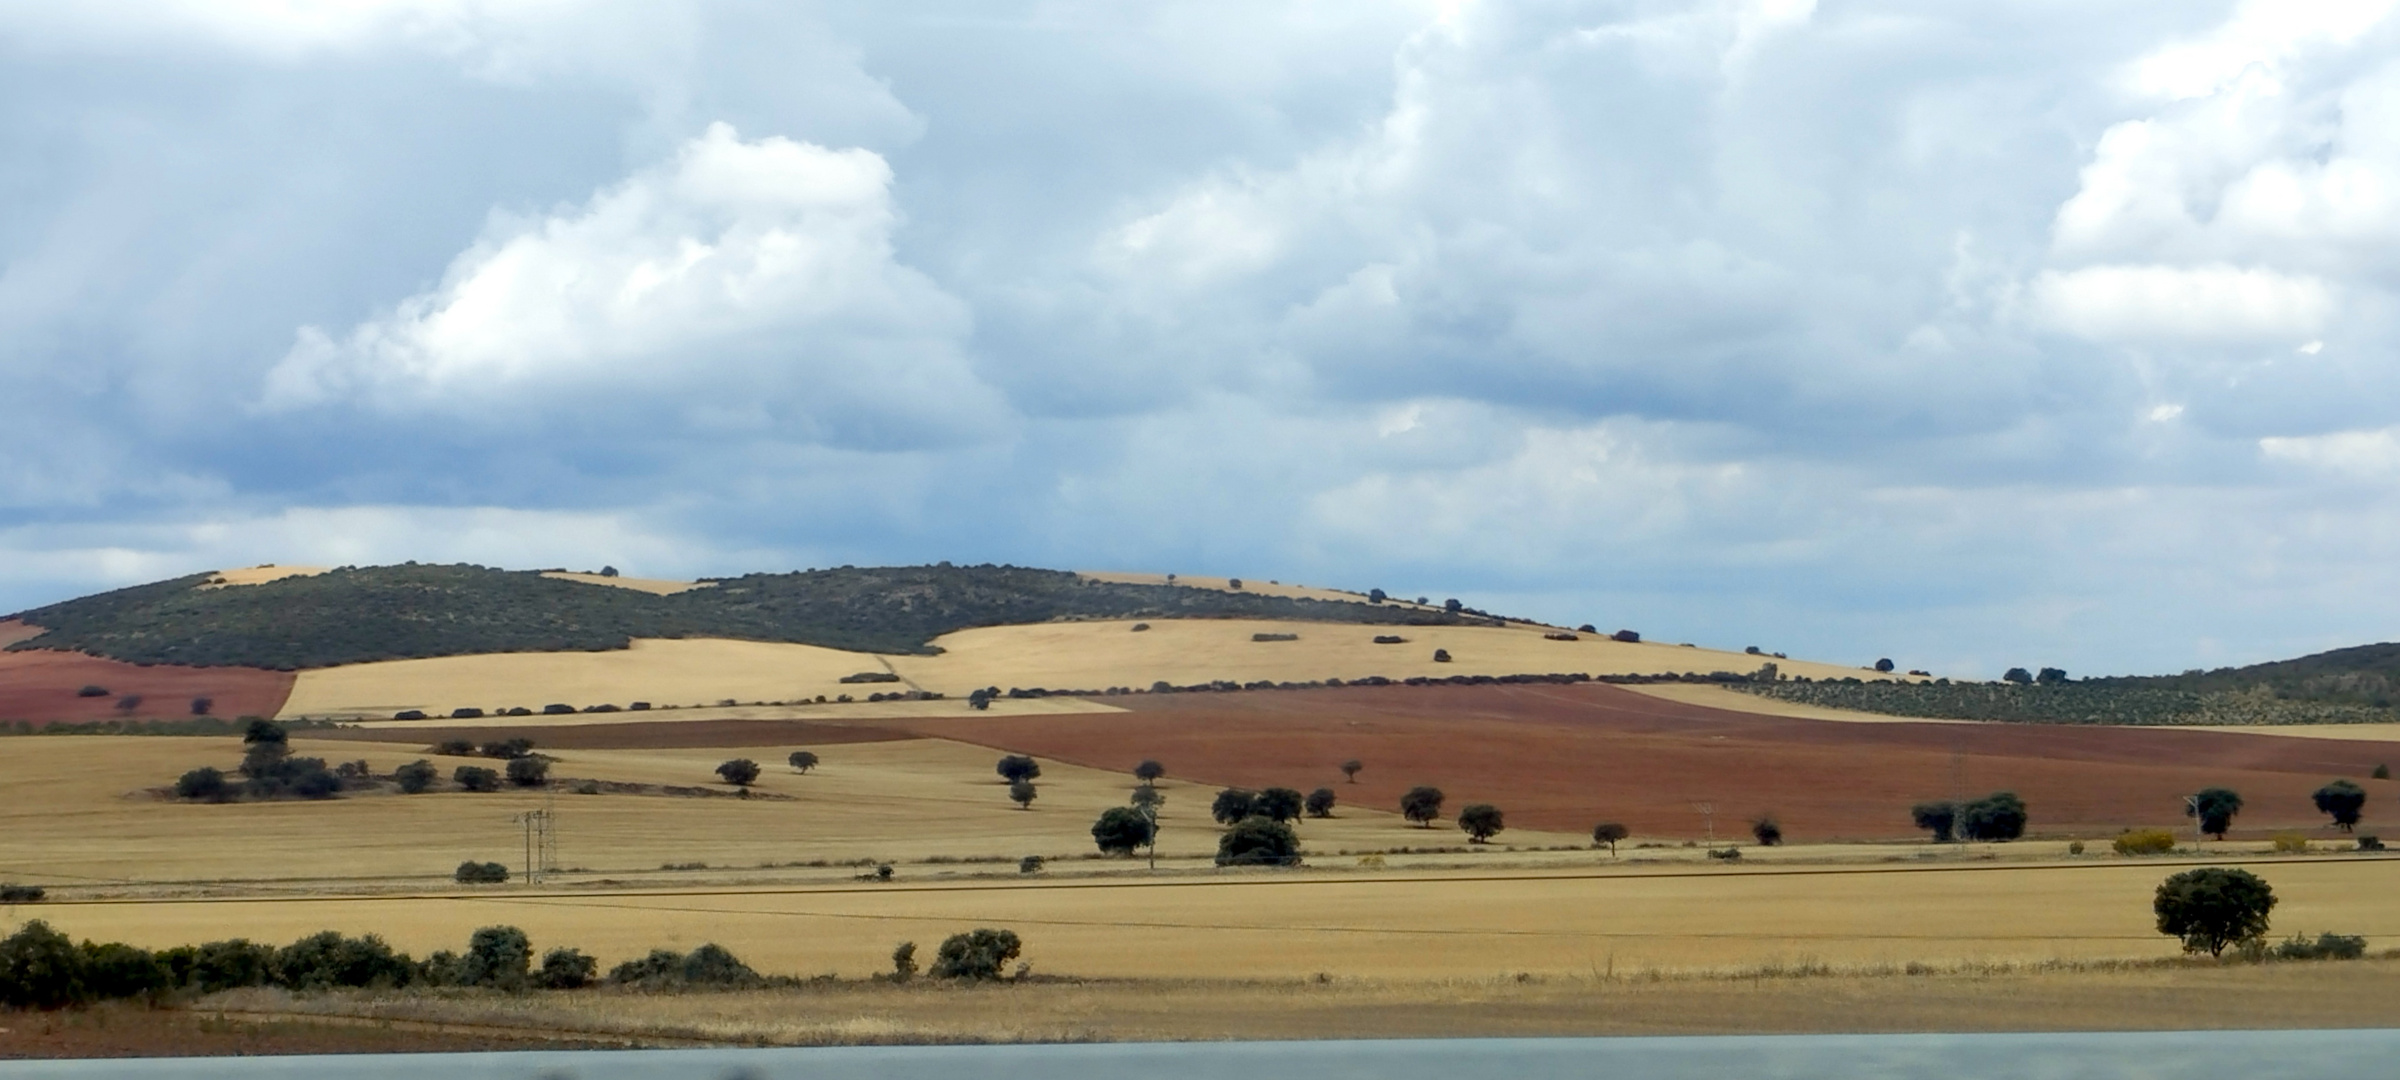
[1458,804,1504,843]
[1340,759,1363,784]
[454,925,532,990]
[506,756,549,787]
[537,947,597,990]
[967,687,995,711]
[1443,598,1463,613]
[1432,648,1452,663]
[1009,779,1038,810]
[1751,815,1783,846]
[1305,787,1337,818]
[2312,780,2367,832]
[930,928,1021,980]
[1211,788,1259,825]
[0,920,90,1009]
[1911,801,1958,843]
[1216,817,1301,866]
[1874,658,1895,673]
[453,766,500,793]
[1134,759,1165,784]
[1401,786,1445,828]
[394,759,438,795]
[2001,667,2033,684]
[2154,867,2276,957]
[454,861,509,884]
[788,750,819,774]
[716,758,761,787]
[1959,792,2027,841]
[175,766,228,802]
[2188,787,2244,840]
[1368,588,1387,603]
[244,718,288,747]
[1091,806,1155,855]
[1592,822,1629,856]
[1253,787,1304,823]
[996,755,1041,783]
[890,941,918,981]
[1131,784,1165,811]
[2037,667,2069,684]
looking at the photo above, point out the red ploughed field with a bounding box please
[893,682,2400,842]
[0,626,295,726]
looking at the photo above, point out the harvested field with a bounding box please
[896,683,2400,839]
[26,858,2400,980]
[1077,571,1390,607]
[0,619,41,648]
[340,696,1126,731]
[540,571,714,595]
[196,565,327,588]
[0,648,293,726]
[277,638,899,719]
[326,719,922,751]
[0,1000,600,1058]
[2182,723,2400,743]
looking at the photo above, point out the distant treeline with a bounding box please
[2084,641,2400,709]
[5,563,1488,670]
[1737,679,2395,726]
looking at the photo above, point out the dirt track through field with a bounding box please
[895,683,2400,839]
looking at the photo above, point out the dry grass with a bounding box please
[1621,682,1974,724]
[2180,723,2400,742]
[279,638,905,718]
[1075,571,1388,607]
[204,957,2400,1043]
[343,696,1127,731]
[196,565,328,589]
[539,572,714,595]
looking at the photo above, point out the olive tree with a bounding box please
[1458,804,1504,843]
[2154,867,2275,957]
[1216,817,1301,866]
[1091,806,1155,855]
[788,751,819,774]
[1211,788,1258,825]
[2188,787,2243,840]
[715,759,761,788]
[996,755,1041,783]
[1253,787,1304,823]
[1592,822,1629,856]
[1009,779,1038,810]
[1401,786,1445,828]
[1340,759,1363,784]
[1911,801,1958,843]
[1134,760,1165,783]
[1305,787,1337,818]
[2312,780,2366,832]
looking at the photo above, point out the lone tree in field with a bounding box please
[1216,817,1301,866]
[716,759,761,788]
[1091,806,1155,855]
[2313,780,2367,832]
[1959,792,2027,841]
[1340,759,1363,784]
[996,755,1041,784]
[930,928,1022,980]
[1305,787,1337,818]
[1592,822,1629,856]
[2154,867,2276,957]
[788,751,819,774]
[1135,760,1165,784]
[1750,815,1782,846]
[1253,787,1305,824]
[1009,779,1038,810]
[1211,788,1259,825]
[1911,801,1958,843]
[1401,786,1445,828]
[2188,787,2243,840]
[1874,658,1895,673]
[1458,804,1505,843]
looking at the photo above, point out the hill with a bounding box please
[2088,642,2400,708]
[4,563,1483,670]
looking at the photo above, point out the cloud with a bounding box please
[2030,263,2335,344]
[2260,426,2400,476]
[262,123,1003,449]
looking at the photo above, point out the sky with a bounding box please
[3,0,2399,679]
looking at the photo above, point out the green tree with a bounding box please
[454,861,509,884]
[1009,779,1038,810]
[1592,822,1628,856]
[2002,667,2033,684]
[1341,759,1362,784]
[1131,784,1165,811]
[535,947,597,989]
[454,925,533,990]
[1458,804,1505,843]
[1911,801,1958,843]
[0,920,89,1009]
[2154,867,2276,957]
[788,750,819,774]
[2312,779,2367,832]
[1400,786,1445,828]
[1135,760,1165,783]
[506,756,549,787]
[1959,792,2027,841]
[890,941,918,981]
[175,766,229,802]
[2188,787,2244,840]
[1216,817,1301,866]
[1091,806,1155,855]
[394,759,438,794]
[1211,788,1259,825]
[1305,787,1337,818]
[1750,815,1783,846]
[1253,787,1304,823]
[453,765,500,793]
[930,928,1022,980]
[80,941,170,1001]
[715,758,761,787]
[996,755,1041,783]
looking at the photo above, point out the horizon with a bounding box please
[5,2,2399,679]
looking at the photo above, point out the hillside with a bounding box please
[3,563,1483,669]
[2087,642,2400,708]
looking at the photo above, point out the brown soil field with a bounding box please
[895,683,2400,839]
[0,649,294,726]
[0,619,42,648]
[27,858,2400,979]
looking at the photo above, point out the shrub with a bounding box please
[481,738,534,760]
[170,939,273,993]
[1252,632,1298,642]
[272,931,414,990]
[1612,630,1640,643]
[2002,667,2033,684]
[1707,847,1743,860]
[930,929,1022,980]
[1009,779,1038,810]
[542,704,575,715]
[1459,804,1505,843]
[453,926,533,990]
[1751,816,1783,846]
[2155,867,2276,956]
[0,885,45,903]
[537,948,597,989]
[450,707,484,719]
[436,739,474,756]
[715,759,760,787]
[189,697,213,716]
[1874,658,1895,673]
[1401,786,1445,828]
[1911,801,1957,843]
[996,755,1041,783]
[1432,649,1452,663]
[2188,787,2244,840]
[2271,832,2310,854]
[2360,835,2385,851]
[506,756,549,787]
[1592,822,1629,855]
[2068,840,2086,855]
[76,685,109,698]
[454,861,509,884]
[176,766,229,802]
[394,759,438,794]
[1091,807,1154,855]
[1372,635,1403,644]
[2312,779,2366,832]
[1019,855,1045,874]
[80,941,169,1002]
[393,710,428,721]
[453,766,500,793]
[2273,932,2367,961]
[788,750,819,774]
[890,941,918,980]
[0,920,88,1009]
[2376,764,2391,780]
[1253,787,1304,823]
[1959,792,2027,841]
[1217,817,1301,866]
[1305,787,1337,818]
[2115,828,2178,856]
[1211,788,1258,825]
[605,944,761,989]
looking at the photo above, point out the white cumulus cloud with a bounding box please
[2030,263,2333,344]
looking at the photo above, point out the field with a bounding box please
[0,646,293,726]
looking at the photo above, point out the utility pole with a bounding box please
[1692,801,1717,843]
[515,807,553,885]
